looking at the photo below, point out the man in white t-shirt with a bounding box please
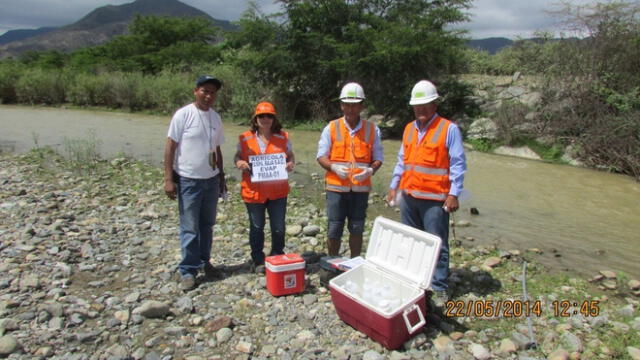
[164,75,226,291]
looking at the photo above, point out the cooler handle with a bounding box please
[402,304,425,334]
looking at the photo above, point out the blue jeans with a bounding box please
[326,191,369,240]
[177,175,219,277]
[400,194,450,291]
[245,197,287,265]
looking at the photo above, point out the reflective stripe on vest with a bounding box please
[404,164,448,176]
[407,190,447,201]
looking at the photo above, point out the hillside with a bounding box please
[0,0,234,58]
[0,27,57,45]
[466,37,513,54]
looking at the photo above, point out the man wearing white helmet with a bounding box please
[317,82,384,258]
[387,80,467,306]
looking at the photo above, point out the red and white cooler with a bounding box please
[329,216,442,350]
[265,254,306,296]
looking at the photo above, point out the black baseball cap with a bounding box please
[195,75,222,89]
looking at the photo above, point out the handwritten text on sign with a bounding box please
[249,153,288,183]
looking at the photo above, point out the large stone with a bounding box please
[216,328,233,343]
[599,270,616,279]
[561,331,583,353]
[236,341,253,353]
[628,346,640,360]
[560,144,583,166]
[468,343,490,360]
[497,86,526,100]
[493,146,541,160]
[433,335,453,353]
[19,274,40,290]
[548,349,569,360]
[286,225,302,236]
[618,304,635,318]
[302,225,321,236]
[133,301,170,319]
[205,316,233,333]
[499,338,517,353]
[468,118,498,140]
[0,335,19,356]
[520,91,542,108]
[363,350,385,360]
[483,257,501,268]
[114,310,130,324]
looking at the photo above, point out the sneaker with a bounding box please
[431,290,450,308]
[179,274,196,291]
[203,262,222,280]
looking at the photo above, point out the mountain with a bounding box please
[466,37,514,55]
[0,0,235,58]
[0,27,57,45]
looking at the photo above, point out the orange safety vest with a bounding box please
[399,116,451,201]
[238,130,290,203]
[325,117,374,192]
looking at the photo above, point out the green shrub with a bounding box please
[0,60,25,103]
[145,70,192,114]
[67,72,112,106]
[15,68,69,105]
[109,72,145,110]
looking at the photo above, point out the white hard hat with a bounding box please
[409,80,439,105]
[339,82,365,103]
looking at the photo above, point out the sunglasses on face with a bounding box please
[257,114,275,119]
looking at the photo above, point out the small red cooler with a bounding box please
[265,254,306,296]
[329,216,441,350]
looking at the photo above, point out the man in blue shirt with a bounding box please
[387,80,467,306]
[317,83,384,258]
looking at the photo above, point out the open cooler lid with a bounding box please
[365,216,442,290]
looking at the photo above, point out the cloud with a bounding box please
[0,0,281,34]
[0,0,595,39]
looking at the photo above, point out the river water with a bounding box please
[1,105,638,278]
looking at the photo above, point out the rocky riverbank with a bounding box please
[0,149,638,359]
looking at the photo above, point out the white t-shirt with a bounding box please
[167,103,225,179]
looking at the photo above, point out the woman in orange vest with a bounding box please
[234,102,295,271]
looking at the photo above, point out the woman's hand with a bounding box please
[236,160,251,172]
[286,161,295,172]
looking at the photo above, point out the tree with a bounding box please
[227,0,472,123]
[69,15,221,73]
[541,1,640,178]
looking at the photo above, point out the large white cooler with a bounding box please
[329,216,441,349]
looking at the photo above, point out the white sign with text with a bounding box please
[249,153,288,183]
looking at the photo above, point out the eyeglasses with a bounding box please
[257,114,275,119]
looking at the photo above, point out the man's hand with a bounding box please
[386,189,397,205]
[219,173,227,194]
[330,164,349,179]
[443,195,459,213]
[164,180,177,200]
[353,167,373,182]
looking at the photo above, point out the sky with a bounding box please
[0,0,592,39]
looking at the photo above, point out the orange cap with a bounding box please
[254,102,277,117]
